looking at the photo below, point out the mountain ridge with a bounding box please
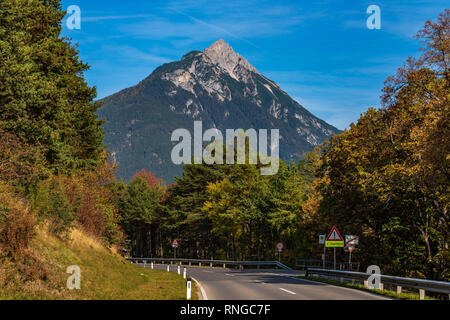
[98,40,341,182]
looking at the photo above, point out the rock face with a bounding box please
[98,40,340,182]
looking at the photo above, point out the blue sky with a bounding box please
[61,0,448,130]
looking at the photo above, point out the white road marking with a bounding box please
[191,277,208,300]
[225,273,235,276]
[280,288,296,295]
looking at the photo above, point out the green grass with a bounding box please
[300,276,440,300]
[0,226,197,300]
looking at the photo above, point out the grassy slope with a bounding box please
[0,226,193,300]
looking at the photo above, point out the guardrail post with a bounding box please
[223,263,226,268]
[419,289,425,300]
[210,262,213,267]
[187,280,191,300]
[189,261,192,266]
[304,267,450,298]
[199,262,202,267]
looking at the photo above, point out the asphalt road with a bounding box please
[136,263,391,300]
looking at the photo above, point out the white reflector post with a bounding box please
[187,281,191,300]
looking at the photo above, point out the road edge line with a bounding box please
[290,276,392,300]
[191,276,208,300]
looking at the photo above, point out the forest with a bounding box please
[0,0,448,286]
[119,10,449,281]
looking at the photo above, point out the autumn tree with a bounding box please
[310,10,449,280]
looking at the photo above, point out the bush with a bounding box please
[32,176,74,236]
[0,182,36,259]
[29,158,124,246]
[0,208,36,259]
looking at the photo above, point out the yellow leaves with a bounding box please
[205,178,227,197]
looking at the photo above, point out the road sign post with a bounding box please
[325,226,344,270]
[172,239,179,260]
[319,234,326,268]
[345,235,358,270]
[276,242,284,263]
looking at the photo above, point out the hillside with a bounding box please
[98,40,341,182]
[0,225,191,300]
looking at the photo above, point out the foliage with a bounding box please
[32,175,74,236]
[121,138,315,263]
[0,182,36,259]
[0,0,104,174]
[308,10,449,280]
[0,128,47,189]
[119,170,166,257]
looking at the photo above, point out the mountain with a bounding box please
[98,40,341,182]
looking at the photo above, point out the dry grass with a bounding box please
[0,224,192,300]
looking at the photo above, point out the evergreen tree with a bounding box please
[0,0,104,174]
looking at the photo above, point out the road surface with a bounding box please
[137,263,391,300]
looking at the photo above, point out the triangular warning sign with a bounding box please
[326,226,343,241]
[172,239,179,247]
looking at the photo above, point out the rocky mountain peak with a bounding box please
[99,41,341,182]
[203,39,258,80]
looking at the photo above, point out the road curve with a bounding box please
[137,263,391,300]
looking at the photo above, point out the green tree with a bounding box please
[0,0,104,175]
[119,176,165,257]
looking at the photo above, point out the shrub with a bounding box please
[0,208,36,259]
[0,182,36,259]
[32,176,74,236]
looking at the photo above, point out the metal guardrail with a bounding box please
[127,257,291,270]
[296,259,360,271]
[306,268,450,299]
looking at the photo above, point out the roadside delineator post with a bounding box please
[419,289,425,300]
[151,262,154,269]
[178,265,181,274]
[183,268,186,279]
[187,280,191,300]
[167,265,170,272]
